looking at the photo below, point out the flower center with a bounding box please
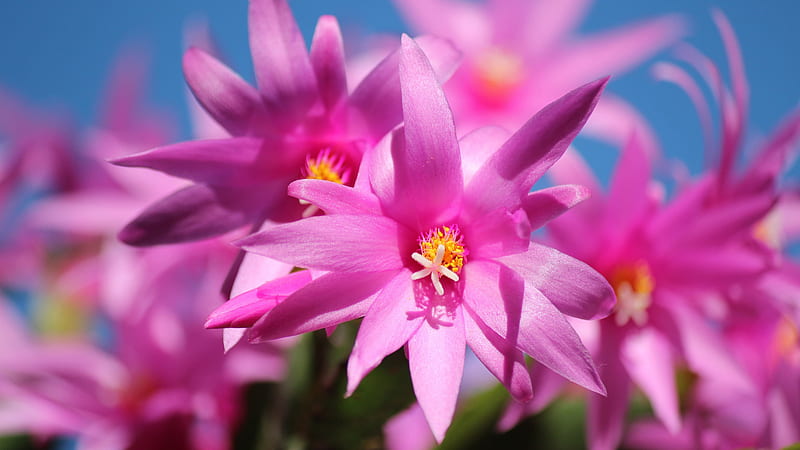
[411,225,468,296]
[472,47,524,106]
[610,262,654,327]
[299,148,351,217]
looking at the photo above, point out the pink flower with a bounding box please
[112,0,460,247]
[210,35,614,441]
[392,0,684,146]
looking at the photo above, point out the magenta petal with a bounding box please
[383,403,436,450]
[119,184,259,246]
[236,215,410,272]
[655,244,770,287]
[349,35,461,143]
[206,271,313,329]
[248,0,317,124]
[498,242,615,320]
[347,270,423,395]
[110,138,265,185]
[459,126,510,185]
[183,47,265,136]
[288,179,381,216]
[465,208,530,259]
[603,132,652,238]
[408,309,466,443]
[463,310,532,402]
[465,78,607,218]
[523,184,591,230]
[396,35,462,227]
[463,260,605,395]
[620,327,681,433]
[245,270,397,341]
[309,15,347,112]
[588,328,631,450]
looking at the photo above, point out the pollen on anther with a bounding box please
[410,225,468,296]
[302,148,351,185]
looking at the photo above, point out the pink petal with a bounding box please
[206,270,313,328]
[541,15,685,95]
[118,184,259,246]
[110,137,267,186]
[248,0,317,125]
[236,214,410,272]
[383,403,437,450]
[288,179,381,216]
[463,310,532,402]
[463,260,605,395]
[245,270,397,341]
[408,308,466,443]
[464,208,530,260]
[587,329,631,450]
[392,0,489,51]
[309,15,347,112]
[490,0,589,57]
[603,131,652,240]
[347,270,423,395]
[522,184,591,230]
[655,244,770,287]
[458,126,510,186]
[464,78,607,219]
[498,242,615,320]
[348,35,462,144]
[183,47,265,136]
[396,35,462,228]
[620,327,681,433]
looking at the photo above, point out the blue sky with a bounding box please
[0,0,798,182]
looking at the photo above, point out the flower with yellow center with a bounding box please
[299,148,351,217]
[411,225,468,296]
[473,47,524,105]
[610,263,654,326]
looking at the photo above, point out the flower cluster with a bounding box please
[1,1,798,449]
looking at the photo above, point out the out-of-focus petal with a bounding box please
[464,208,530,259]
[620,327,681,433]
[119,184,260,246]
[183,47,265,136]
[384,403,436,450]
[309,15,347,112]
[248,0,317,125]
[458,126,510,185]
[587,327,631,450]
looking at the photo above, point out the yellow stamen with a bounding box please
[303,148,350,185]
[610,262,654,326]
[473,47,524,105]
[411,225,468,296]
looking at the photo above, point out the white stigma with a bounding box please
[614,282,651,326]
[411,244,459,296]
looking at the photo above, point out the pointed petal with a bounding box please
[288,179,381,216]
[347,270,423,395]
[236,215,409,272]
[396,34,462,227]
[498,242,615,320]
[408,309,466,443]
[522,184,591,230]
[459,126,510,186]
[541,15,685,93]
[309,15,347,112]
[490,0,589,57]
[465,208,531,259]
[393,0,488,50]
[587,328,631,450]
[655,244,771,287]
[463,260,605,395]
[118,184,259,246]
[110,138,266,185]
[463,310,532,402]
[183,47,265,136]
[248,0,317,124]
[384,403,437,450]
[206,271,313,329]
[223,328,246,353]
[603,131,652,238]
[620,327,681,433]
[348,35,462,143]
[245,270,396,341]
[465,78,607,218]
